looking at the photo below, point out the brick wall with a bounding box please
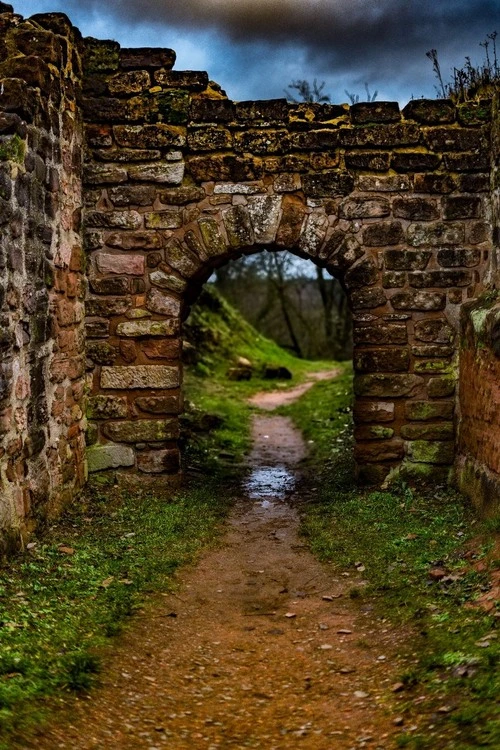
[456,94,500,512]
[0,7,86,554]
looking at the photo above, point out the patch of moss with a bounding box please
[0,134,25,164]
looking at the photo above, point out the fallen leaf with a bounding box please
[58,545,75,555]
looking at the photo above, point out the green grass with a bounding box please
[0,480,234,746]
[279,373,500,750]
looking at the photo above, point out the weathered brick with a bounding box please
[408,270,472,288]
[119,47,176,70]
[86,210,142,230]
[116,319,179,337]
[135,394,181,414]
[412,344,453,358]
[103,418,179,443]
[189,98,235,123]
[407,222,465,247]
[382,272,406,288]
[350,288,387,310]
[144,210,182,230]
[443,196,482,220]
[414,319,455,343]
[403,99,456,124]
[146,288,181,317]
[105,231,163,250]
[392,197,439,221]
[86,444,135,472]
[424,127,486,152]
[350,101,401,124]
[302,171,354,198]
[384,249,431,271]
[113,124,186,148]
[87,395,129,419]
[108,185,155,207]
[413,173,456,193]
[405,401,454,421]
[276,195,307,247]
[188,126,232,151]
[391,152,441,172]
[234,129,289,155]
[344,152,391,171]
[353,401,395,423]
[339,123,420,148]
[345,259,378,289]
[356,175,410,192]
[391,291,446,311]
[339,198,390,219]
[406,440,454,464]
[128,161,184,185]
[363,222,404,246]
[428,375,456,398]
[401,423,454,440]
[101,365,179,389]
[95,253,145,276]
[353,323,407,345]
[247,195,282,244]
[443,152,489,172]
[437,248,481,267]
[354,348,410,373]
[222,205,254,248]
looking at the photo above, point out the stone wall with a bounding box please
[0,6,86,554]
[456,94,500,512]
[0,3,499,551]
[81,37,494,489]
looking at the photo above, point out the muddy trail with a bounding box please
[22,376,413,750]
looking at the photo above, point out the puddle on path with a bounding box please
[245,465,296,501]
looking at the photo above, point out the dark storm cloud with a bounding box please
[70,0,498,75]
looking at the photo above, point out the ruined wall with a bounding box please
[456,95,500,512]
[0,6,86,553]
[81,36,493,489]
[0,4,499,551]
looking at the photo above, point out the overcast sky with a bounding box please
[11,0,500,105]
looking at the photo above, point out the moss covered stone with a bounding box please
[0,134,25,163]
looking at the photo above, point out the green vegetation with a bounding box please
[183,285,331,471]
[0,134,25,164]
[0,482,233,747]
[427,31,499,101]
[280,374,500,750]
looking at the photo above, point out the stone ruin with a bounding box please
[0,4,499,554]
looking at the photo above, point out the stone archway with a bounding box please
[81,39,493,489]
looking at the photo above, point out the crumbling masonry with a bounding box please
[0,5,499,553]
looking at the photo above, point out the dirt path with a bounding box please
[22,376,411,750]
[247,369,340,411]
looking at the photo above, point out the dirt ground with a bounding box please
[21,376,414,750]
